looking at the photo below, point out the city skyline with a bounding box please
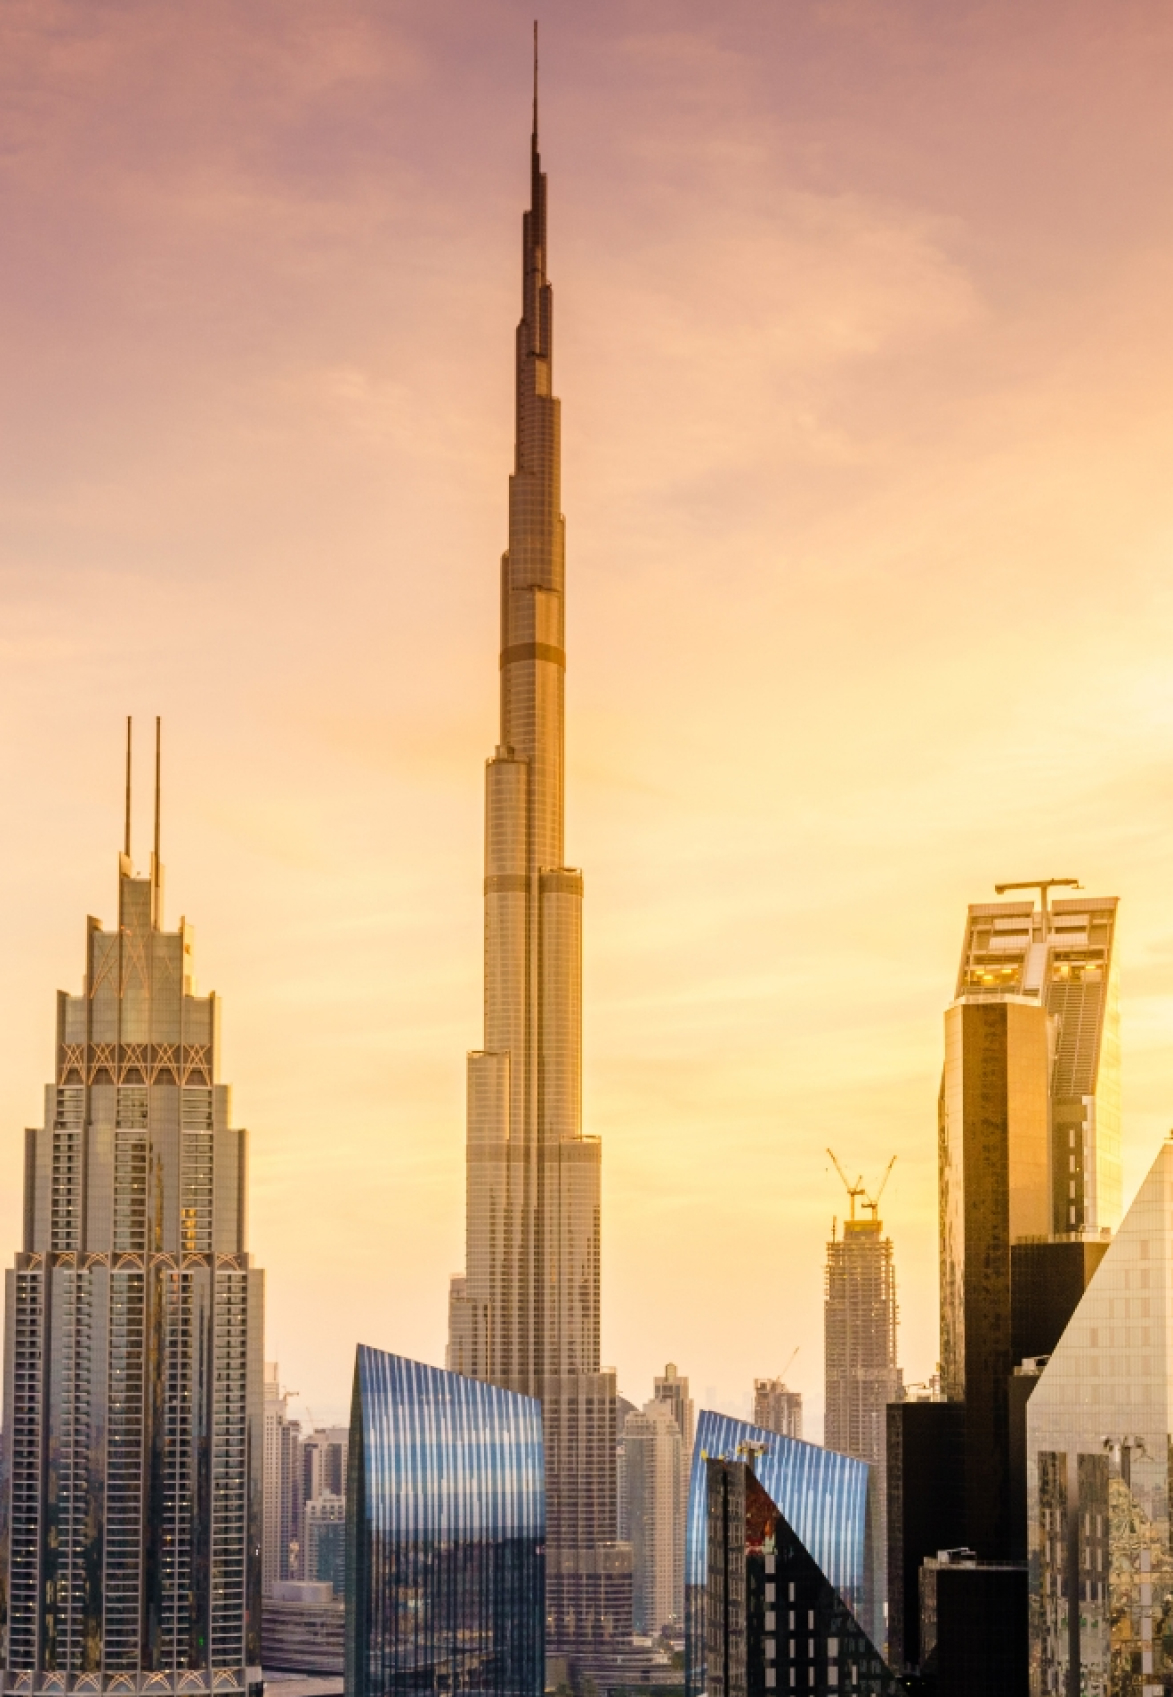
[3,1,1173,1439]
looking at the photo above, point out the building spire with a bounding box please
[151,716,163,927]
[533,19,539,149]
[124,716,133,862]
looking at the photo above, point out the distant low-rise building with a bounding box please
[262,1582,345,1676]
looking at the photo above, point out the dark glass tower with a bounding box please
[346,1346,545,1697]
[703,1459,900,1697]
[445,59,633,1663]
[685,1412,869,1697]
[0,723,263,1696]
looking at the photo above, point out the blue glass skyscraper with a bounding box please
[685,1412,869,1697]
[346,1346,545,1697]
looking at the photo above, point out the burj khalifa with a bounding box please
[446,65,634,1667]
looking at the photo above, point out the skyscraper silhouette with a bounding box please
[446,60,633,1665]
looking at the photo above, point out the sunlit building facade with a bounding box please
[685,1411,869,1697]
[624,1401,684,1635]
[0,737,263,1696]
[346,1346,545,1697]
[444,83,632,1658]
[950,892,1120,1240]
[939,889,1120,1566]
[1027,1137,1173,1695]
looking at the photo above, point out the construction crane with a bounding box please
[994,877,1081,936]
[827,1148,897,1224]
[779,1345,799,1383]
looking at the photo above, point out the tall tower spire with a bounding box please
[448,58,634,1668]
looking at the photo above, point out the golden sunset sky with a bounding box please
[1,0,1172,1433]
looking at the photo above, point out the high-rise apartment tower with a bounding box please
[0,725,263,1697]
[753,1378,802,1441]
[445,76,632,1659]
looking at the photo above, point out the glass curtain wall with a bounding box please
[685,1411,869,1697]
[347,1347,545,1697]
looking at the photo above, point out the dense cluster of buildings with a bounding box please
[0,70,1166,1697]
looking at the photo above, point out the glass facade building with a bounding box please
[704,1458,899,1697]
[444,81,632,1660]
[939,890,1122,1570]
[1027,1137,1173,1695]
[0,732,263,1697]
[685,1412,869,1697]
[346,1345,545,1697]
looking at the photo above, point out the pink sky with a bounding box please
[1,0,1173,1431]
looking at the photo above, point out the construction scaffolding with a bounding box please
[824,1153,903,1650]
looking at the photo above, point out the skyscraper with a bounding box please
[624,1400,684,1635]
[0,723,263,1696]
[703,1458,901,1697]
[653,1363,694,1630]
[346,1347,545,1697]
[823,1206,900,1646]
[938,885,1119,1561]
[752,1380,802,1443]
[950,888,1120,1238]
[264,1361,304,1587]
[445,64,632,1660]
[685,1411,871,1697]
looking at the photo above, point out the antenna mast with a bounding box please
[151,717,163,927]
[123,717,133,863]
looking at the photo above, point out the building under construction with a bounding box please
[824,1155,902,1649]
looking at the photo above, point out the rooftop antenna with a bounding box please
[993,877,1081,938]
[123,716,133,862]
[151,717,163,928]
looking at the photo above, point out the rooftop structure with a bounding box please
[953,887,1120,1237]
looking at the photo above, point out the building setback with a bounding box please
[444,70,632,1660]
[0,725,263,1697]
